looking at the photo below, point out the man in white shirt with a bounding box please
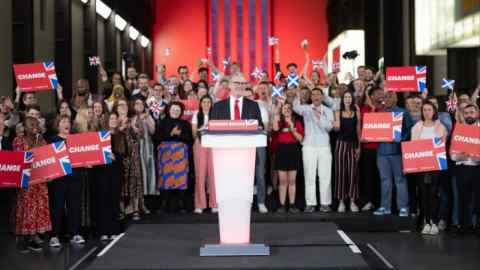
[293,88,334,213]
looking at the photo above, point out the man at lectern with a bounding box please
[210,74,264,129]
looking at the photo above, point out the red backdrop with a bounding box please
[152,0,328,80]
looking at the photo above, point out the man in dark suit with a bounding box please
[210,74,263,129]
[210,74,269,214]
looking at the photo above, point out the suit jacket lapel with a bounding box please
[241,99,248,119]
[225,97,231,119]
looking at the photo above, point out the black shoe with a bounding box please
[28,241,43,252]
[289,205,300,214]
[17,239,30,254]
[276,206,286,213]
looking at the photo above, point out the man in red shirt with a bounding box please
[359,87,384,211]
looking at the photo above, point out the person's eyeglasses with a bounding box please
[231,81,249,86]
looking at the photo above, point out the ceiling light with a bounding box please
[129,26,139,40]
[115,15,127,31]
[96,0,112,20]
[140,36,150,47]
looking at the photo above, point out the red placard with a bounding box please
[450,124,480,158]
[66,131,112,168]
[13,62,59,92]
[30,141,72,185]
[180,99,199,122]
[384,66,427,93]
[0,151,32,188]
[208,120,259,131]
[361,112,403,142]
[401,138,448,174]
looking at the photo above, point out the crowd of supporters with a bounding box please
[2,47,480,253]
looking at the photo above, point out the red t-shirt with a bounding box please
[276,119,304,144]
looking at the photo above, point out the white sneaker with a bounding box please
[100,235,109,242]
[211,208,218,213]
[337,201,346,213]
[49,237,61,248]
[362,202,374,211]
[429,224,439,235]
[70,235,85,245]
[438,220,447,231]
[350,202,359,213]
[194,208,203,214]
[258,204,268,214]
[421,224,432,235]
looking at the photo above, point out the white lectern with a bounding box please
[199,121,270,256]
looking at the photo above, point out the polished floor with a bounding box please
[1,212,479,270]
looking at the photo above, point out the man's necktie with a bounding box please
[234,99,241,120]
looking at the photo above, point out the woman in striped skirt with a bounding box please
[333,91,361,213]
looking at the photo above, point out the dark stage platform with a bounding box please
[88,222,369,270]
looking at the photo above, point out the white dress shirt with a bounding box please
[229,96,244,120]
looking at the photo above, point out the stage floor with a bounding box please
[88,222,369,270]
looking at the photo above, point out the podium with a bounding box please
[199,120,270,256]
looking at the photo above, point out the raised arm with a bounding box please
[300,51,310,79]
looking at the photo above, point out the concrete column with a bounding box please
[402,0,411,65]
[34,0,56,112]
[0,0,13,97]
[433,56,447,96]
[71,0,85,84]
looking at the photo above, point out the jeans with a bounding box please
[456,164,480,228]
[255,147,267,205]
[377,154,409,210]
[451,176,459,225]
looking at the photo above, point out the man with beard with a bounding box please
[70,79,93,111]
[131,74,151,101]
[451,104,480,234]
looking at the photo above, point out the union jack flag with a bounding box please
[53,141,72,175]
[89,56,101,66]
[43,61,58,89]
[392,112,404,142]
[21,151,33,188]
[251,66,263,80]
[446,96,457,113]
[99,131,112,165]
[433,137,448,171]
[149,101,164,119]
[416,65,427,93]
